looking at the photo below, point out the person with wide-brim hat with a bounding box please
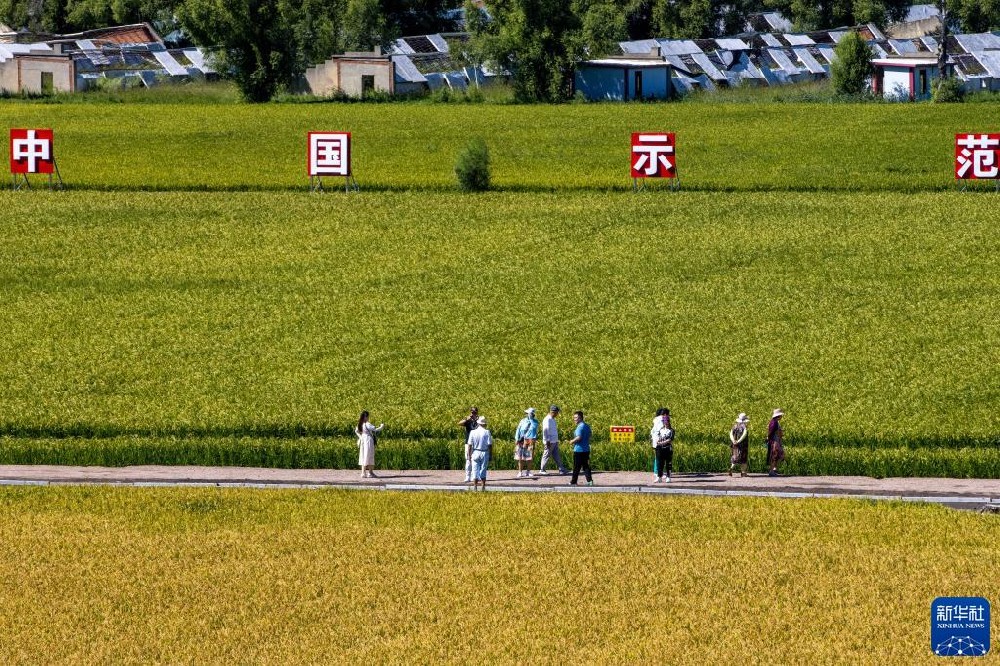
[766,409,785,477]
[467,415,493,490]
[728,413,750,477]
[514,407,538,478]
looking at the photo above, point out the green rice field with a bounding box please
[1,99,998,474]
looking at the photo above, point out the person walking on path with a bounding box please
[767,409,785,477]
[729,412,750,477]
[538,405,569,475]
[568,410,593,486]
[514,408,538,478]
[467,415,493,491]
[356,411,384,479]
[459,406,479,483]
[650,407,674,483]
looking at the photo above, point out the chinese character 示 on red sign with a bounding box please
[10,129,55,174]
[955,133,1000,179]
[631,132,676,179]
[308,132,351,176]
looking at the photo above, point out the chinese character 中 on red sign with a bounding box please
[631,132,676,179]
[10,128,54,174]
[308,132,351,177]
[955,133,1000,180]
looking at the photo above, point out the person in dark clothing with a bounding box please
[767,409,785,477]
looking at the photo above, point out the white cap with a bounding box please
[477,415,487,426]
[772,408,784,418]
[525,407,535,415]
[737,412,749,423]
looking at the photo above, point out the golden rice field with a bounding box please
[0,487,997,663]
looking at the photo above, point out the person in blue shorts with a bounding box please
[567,410,593,486]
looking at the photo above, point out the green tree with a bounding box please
[949,0,1000,33]
[177,0,301,101]
[765,0,908,31]
[341,0,386,49]
[830,29,872,96]
[469,0,582,102]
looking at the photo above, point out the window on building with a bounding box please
[633,71,643,100]
[362,75,375,97]
[919,69,927,96]
[41,71,54,95]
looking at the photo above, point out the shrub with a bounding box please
[454,137,491,191]
[933,76,965,103]
[831,31,874,97]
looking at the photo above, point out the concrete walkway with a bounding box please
[1,465,999,509]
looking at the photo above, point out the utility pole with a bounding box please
[937,0,949,77]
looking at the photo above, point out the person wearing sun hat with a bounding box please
[766,409,785,477]
[729,413,750,477]
[514,407,539,478]
[468,415,493,490]
[458,406,479,483]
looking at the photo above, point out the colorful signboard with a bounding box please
[10,128,55,174]
[955,134,1000,180]
[610,426,636,444]
[631,132,676,179]
[308,132,351,177]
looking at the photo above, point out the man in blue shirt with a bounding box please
[567,410,593,486]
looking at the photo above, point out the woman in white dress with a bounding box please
[356,411,384,478]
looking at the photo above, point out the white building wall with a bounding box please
[0,57,73,93]
[883,68,912,100]
[336,61,393,96]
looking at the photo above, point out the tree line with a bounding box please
[2,0,997,101]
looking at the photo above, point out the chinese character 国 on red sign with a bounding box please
[10,129,54,174]
[955,133,1000,179]
[631,132,676,179]
[308,132,351,177]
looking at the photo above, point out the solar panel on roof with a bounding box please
[793,47,825,74]
[403,36,438,54]
[619,39,658,54]
[152,49,188,75]
[426,34,449,53]
[783,34,814,46]
[691,52,725,80]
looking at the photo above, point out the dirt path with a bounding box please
[2,465,998,510]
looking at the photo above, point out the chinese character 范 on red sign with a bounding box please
[955,133,1000,179]
[308,132,351,177]
[10,128,54,174]
[631,132,676,178]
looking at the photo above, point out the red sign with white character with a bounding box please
[631,132,676,178]
[10,128,55,174]
[308,132,351,176]
[955,134,1000,179]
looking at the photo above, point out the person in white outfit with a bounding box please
[538,405,568,475]
[650,407,674,483]
[467,415,493,491]
[356,410,384,479]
